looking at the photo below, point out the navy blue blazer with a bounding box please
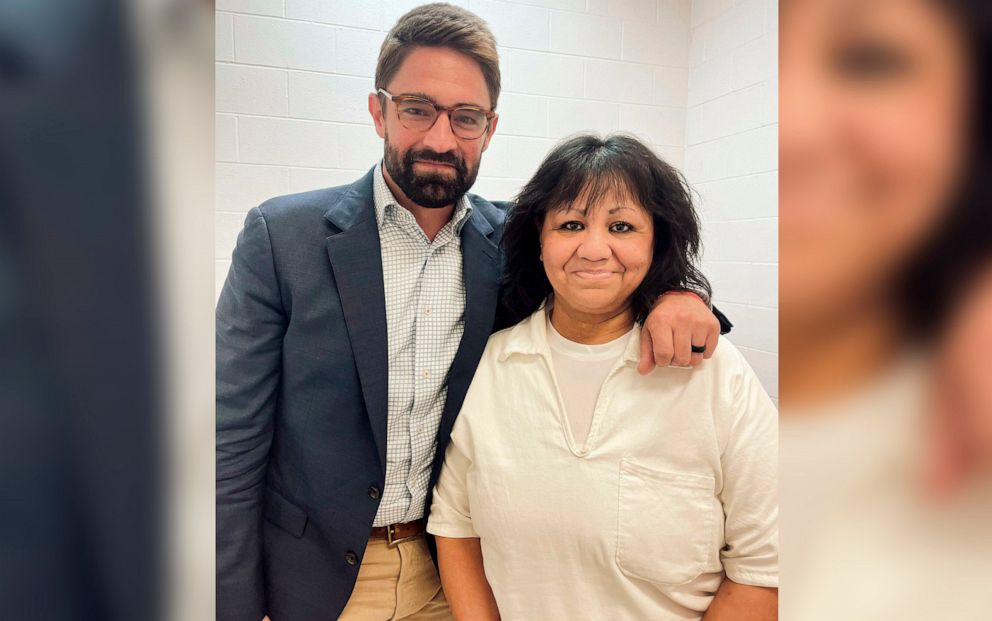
[216,168,507,621]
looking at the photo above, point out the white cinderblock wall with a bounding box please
[685,0,778,398]
[216,0,777,395]
[216,0,693,289]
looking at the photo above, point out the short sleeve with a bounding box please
[427,417,479,538]
[719,361,779,587]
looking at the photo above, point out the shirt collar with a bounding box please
[372,161,474,234]
[499,302,642,366]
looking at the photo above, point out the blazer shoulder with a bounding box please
[255,184,352,224]
[489,199,514,213]
[466,193,509,228]
[255,168,375,234]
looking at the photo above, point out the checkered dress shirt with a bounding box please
[371,163,473,527]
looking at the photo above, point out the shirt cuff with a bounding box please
[723,566,779,588]
[426,511,479,539]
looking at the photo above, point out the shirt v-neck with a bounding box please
[546,315,632,450]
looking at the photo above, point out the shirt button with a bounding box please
[345,551,358,566]
[368,485,381,500]
[423,370,430,379]
[425,306,432,315]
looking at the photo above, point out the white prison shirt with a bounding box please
[547,317,632,447]
[371,163,473,527]
[780,356,992,621]
[428,307,778,620]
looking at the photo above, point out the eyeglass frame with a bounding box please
[376,88,496,140]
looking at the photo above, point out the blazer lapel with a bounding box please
[324,174,389,472]
[458,219,501,368]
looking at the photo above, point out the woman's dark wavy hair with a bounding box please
[899,0,992,336]
[499,133,711,327]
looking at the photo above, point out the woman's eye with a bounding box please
[610,221,634,233]
[558,221,584,231]
[832,42,914,82]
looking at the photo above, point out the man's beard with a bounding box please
[383,141,478,209]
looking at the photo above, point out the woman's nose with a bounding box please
[576,230,611,261]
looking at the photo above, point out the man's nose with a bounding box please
[421,111,459,154]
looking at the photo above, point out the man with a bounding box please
[216,4,727,621]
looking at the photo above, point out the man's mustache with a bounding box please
[406,149,465,172]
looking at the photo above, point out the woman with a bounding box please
[779,0,992,618]
[426,134,778,620]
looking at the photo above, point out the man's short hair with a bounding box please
[376,3,501,110]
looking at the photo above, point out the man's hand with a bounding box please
[638,292,720,373]
[927,262,992,498]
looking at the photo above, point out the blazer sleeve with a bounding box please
[215,207,287,621]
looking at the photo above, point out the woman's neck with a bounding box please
[780,296,905,411]
[549,300,634,345]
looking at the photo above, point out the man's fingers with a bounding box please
[687,325,714,367]
[703,325,719,360]
[927,265,992,496]
[672,327,692,367]
[926,392,970,498]
[653,327,676,368]
[637,327,655,375]
[643,292,721,370]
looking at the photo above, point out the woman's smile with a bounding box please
[570,268,620,281]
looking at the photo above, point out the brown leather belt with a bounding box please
[370,519,425,546]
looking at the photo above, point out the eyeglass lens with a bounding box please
[396,99,488,138]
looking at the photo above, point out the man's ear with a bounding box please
[369,92,386,139]
[480,113,499,153]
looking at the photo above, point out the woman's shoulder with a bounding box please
[707,337,750,371]
[700,338,776,420]
[481,309,546,363]
[645,335,765,403]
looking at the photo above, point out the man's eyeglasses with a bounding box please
[377,88,495,140]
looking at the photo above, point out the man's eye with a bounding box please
[453,112,480,126]
[610,222,634,233]
[402,106,432,117]
[559,221,584,231]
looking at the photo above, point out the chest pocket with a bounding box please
[616,458,717,585]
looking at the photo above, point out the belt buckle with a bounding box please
[386,523,417,548]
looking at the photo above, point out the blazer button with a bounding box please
[345,551,358,566]
[368,485,381,500]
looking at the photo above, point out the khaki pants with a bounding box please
[338,534,453,621]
